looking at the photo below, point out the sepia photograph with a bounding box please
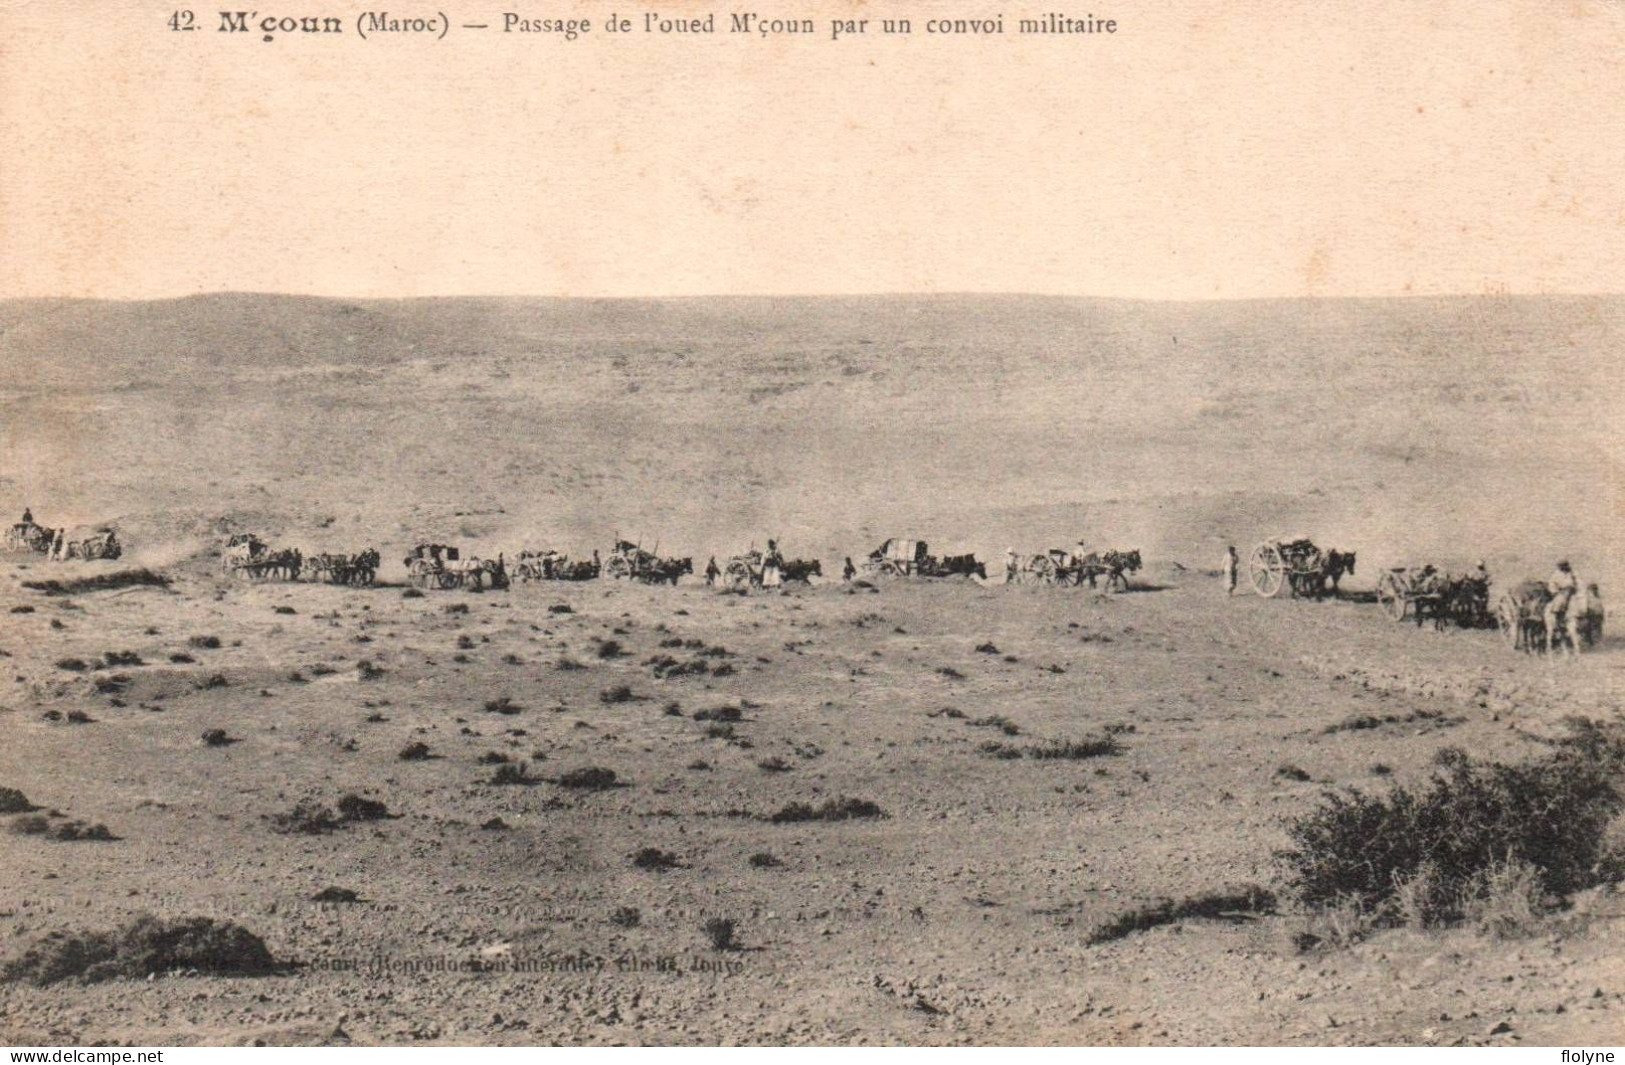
[0,0,1622,1051]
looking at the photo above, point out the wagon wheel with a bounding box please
[603,555,632,580]
[1376,574,1408,621]
[1102,570,1129,594]
[1495,594,1521,649]
[723,559,753,590]
[1249,545,1285,598]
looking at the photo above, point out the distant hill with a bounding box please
[1,293,1620,585]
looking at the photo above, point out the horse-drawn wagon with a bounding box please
[221,533,299,579]
[1496,579,1603,654]
[862,539,986,580]
[1248,537,1355,599]
[5,518,54,554]
[602,540,691,585]
[1375,565,1490,628]
[304,549,380,586]
[1011,547,1140,591]
[513,549,600,582]
[404,544,508,590]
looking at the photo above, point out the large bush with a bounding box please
[1280,728,1625,927]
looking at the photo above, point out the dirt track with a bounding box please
[0,558,1619,1045]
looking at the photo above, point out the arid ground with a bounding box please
[0,294,1621,1045]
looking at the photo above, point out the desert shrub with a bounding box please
[200,729,235,747]
[188,635,221,650]
[687,759,712,771]
[401,588,424,599]
[663,701,684,717]
[65,710,95,724]
[970,714,1019,736]
[1026,735,1122,760]
[704,723,736,741]
[702,917,737,951]
[311,887,361,903]
[489,762,535,786]
[977,741,1023,760]
[768,797,885,824]
[198,674,229,690]
[609,906,641,928]
[54,658,89,673]
[1085,886,1276,945]
[9,605,34,614]
[632,847,682,871]
[1279,735,1625,929]
[757,757,792,773]
[548,603,573,614]
[1,916,276,986]
[748,852,783,868]
[929,706,967,720]
[481,817,509,831]
[273,606,296,615]
[336,794,390,822]
[0,788,34,814]
[1276,764,1312,782]
[398,742,432,761]
[169,653,196,665]
[937,666,965,680]
[693,705,743,723]
[483,696,522,715]
[270,801,343,835]
[101,650,143,667]
[557,766,619,790]
[308,663,338,677]
[444,603,470,615]
[595,639,625,659]
[709,663,735,677]
[555,656,586,671]
[16,818,115,842]
[356,660,386,681]
[599,685,636,704]
[10,815,51,837]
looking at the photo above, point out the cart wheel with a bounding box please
[1249,545,1285,598]
[724,560,752,590]
[604,556,631,580]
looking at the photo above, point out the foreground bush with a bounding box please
[2,916,276,986]
[1280,729,1625,931]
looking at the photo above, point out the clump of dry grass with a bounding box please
[632,847,682,871]
[1085,886,1276,945]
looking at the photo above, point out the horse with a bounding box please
[780,558,823,583]
[935,553,987,579]
[1323,549,1357,596]
[347,548,380,585]
[645,557,693,585]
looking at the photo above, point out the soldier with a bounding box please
[704,556,720,586]
[1545,560,1579,655]
[1222,545,1238,596]
[1005,548,1019,583]
[21,507,32,525]
[842,556,856,582]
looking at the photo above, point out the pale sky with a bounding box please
[2,0,1623,300]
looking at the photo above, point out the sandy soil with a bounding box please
[0,560,1619,1045]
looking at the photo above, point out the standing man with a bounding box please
[704,556,720,586]
[1005,548,1019,584]
[1223,545,1239,596]
[1545,559,1579,655]
[842,556,856,582]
